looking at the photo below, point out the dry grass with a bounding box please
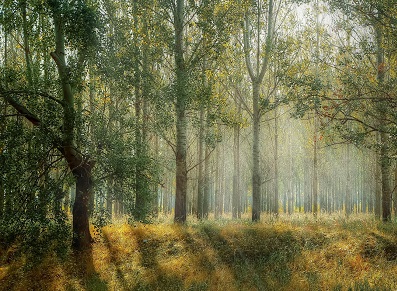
[1,213,397,290]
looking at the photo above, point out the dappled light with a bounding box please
[1,0,397,289]
[2,215,397,290]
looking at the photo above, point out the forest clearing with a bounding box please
[1,214,397,290]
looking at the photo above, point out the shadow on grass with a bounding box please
[102,232,130,290]
[198,223,301,290]
[66,247,108,291]
[133,229,185,290]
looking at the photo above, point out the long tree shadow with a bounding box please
[69,247,108,291]
[198,223,301,290]
[133,229,185,290]
[102,232,130,290]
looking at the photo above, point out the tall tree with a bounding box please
[0,0,99,250]
[242,0,275,221]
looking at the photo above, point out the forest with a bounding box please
[1,0,397,290]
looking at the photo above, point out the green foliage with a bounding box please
[65,0,101,53]
[92,207,111,231]
[0,214,71,263]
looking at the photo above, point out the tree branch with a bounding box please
[243,13,256,82]
[1,94,41,126]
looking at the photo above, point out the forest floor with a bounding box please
[1,213,397,290]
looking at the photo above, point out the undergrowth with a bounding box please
[1,213,397,290]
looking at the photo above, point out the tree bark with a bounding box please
[345,143,351,218]
[174,0,188,223]
[252,82,261,221]
[375,150,382,220]
[232,107,241,219]
[312,117,319,217]
[197,107,204,219]
[375,16,391,221]
[203,144,210,219]
[274,104,279,215]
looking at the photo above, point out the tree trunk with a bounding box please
[215,144,222,219]
[133,0,151,222]
[203,145,210,219]
[345,143,351,218]
[232,111,241,219]
[71,164,93,250]
[51,7,93,250]
[252,82,261,221]
[394,164,397,216]
[375,16,391,221]
[174,104,187,223]
[313,114,318,217]
[174,0,187,223]
[243,0,274,222]
[197,107,204,219]
[0,182,3,219]
[380,134,391,221]
[274,105,279,215]
[375,150,382,220]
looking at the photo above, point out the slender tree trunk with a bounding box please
[274,105,279,215]
[203,144,210,219]
[375,17,391,221]
[215,144,222,219]
[375,150,382,219]
[232,108,241,219]
[174,0,188,223]
[380,137,391,221]
[243,0,274,222]
[197,107,204,219]
[345,143,351,217]
[312,114,318,217]
[394,165,397,216]
[252,82,261,221]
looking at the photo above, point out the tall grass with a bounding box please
[1,213,397,290]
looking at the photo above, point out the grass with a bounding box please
[1,213,397,290]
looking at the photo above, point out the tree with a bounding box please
[242,0,275,221]
[1,0,100,250]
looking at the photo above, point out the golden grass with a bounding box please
[1,213,397,290]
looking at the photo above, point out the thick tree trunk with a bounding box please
[72,163,93,250]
